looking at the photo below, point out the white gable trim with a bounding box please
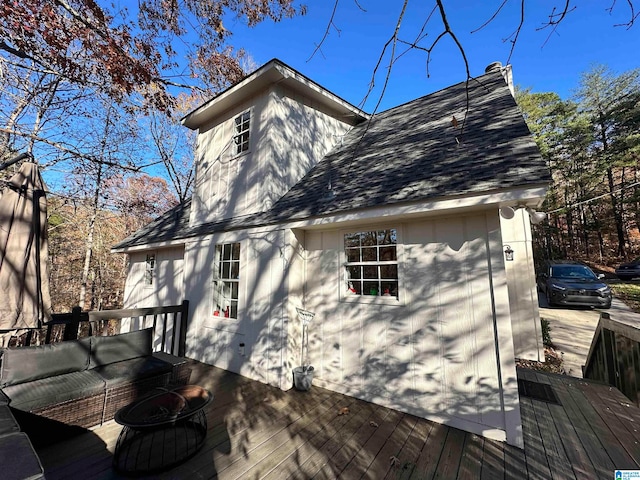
[182,59,368,130]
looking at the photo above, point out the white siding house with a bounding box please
[113,59,550,448]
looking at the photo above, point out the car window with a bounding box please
[550,265,598,280]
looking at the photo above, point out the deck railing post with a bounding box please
[584,312,640,407]
[63,306,82,341]
[178,300,189,357]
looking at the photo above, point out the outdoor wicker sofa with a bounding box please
[0,328,191,440]
[0,390,44,479]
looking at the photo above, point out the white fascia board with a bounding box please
[111,239,186,254]
[181,59,367,130]
[111,185,547,251]
[282,185,548,231]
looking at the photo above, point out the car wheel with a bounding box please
[619,276,633,281]
[603,301,612,309]
[546,289,555,307]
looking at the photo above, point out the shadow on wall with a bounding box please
[185,229,296,389]
[175,76,529,470]
[302,215,519,446]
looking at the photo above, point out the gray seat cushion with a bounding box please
[0,432,45,480]
[3,370,106,412]
[0,337,91,388]
[0,406,20,435]
[93,356,172,387]
[89,329,153,368]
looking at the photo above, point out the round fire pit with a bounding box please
[113,385,212,475]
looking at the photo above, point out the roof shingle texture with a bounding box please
[114,70,549,250]
[269,71,548,220]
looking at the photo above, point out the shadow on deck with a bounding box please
[35,361,640,479]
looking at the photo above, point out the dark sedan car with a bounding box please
[537,261,611,308]
[615,257,640,281]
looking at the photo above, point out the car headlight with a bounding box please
[550,283,566,291]
[597,286,611,293]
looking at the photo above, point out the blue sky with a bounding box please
[225,1,639,112]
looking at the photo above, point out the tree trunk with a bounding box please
[79,199,98,309]
[79,164,103,310]
[607,166,626,256]
[579,204,589,257]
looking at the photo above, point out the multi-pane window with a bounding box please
[233,111,250,155]
[344,229,398,298]
[144,253,156,285]
[213,243,241,319]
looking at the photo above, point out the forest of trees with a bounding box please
[517,65,640,265]
[0,0,304,312]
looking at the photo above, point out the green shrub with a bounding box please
[541,318,552,346]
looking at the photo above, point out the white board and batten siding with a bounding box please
[184,228,305,391]
[121,246,185,349]
[123,77,352,387]
[304,212,523,447]
[123,247,185,309]
[180,80,353,390]
[500,208,544,362]
[189,85,352,227]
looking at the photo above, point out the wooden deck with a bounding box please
[34,361,640,479]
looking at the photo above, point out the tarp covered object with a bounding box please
[0,162,52,330]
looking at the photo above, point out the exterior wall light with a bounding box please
[498,205,547,224]
[499,206,515,219]
[504,245,514,261]
[525,206,547,225]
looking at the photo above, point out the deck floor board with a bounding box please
[32,362,640,479]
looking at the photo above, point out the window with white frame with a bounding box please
[344,229,398,298]
[144,253,156,285]
[212,242,241,319]
[233,111,250,155]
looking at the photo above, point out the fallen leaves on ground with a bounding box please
[516,346,565,374]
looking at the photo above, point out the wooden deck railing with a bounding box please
[17,301,189,357]
[583,311,640,406]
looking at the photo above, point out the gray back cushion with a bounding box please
[89,328,153,369]
[0,338,91,387]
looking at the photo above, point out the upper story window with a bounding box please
[233,111,251,155]
[213,242,241,319]
[344,229,398,298]
[144,253,156,285]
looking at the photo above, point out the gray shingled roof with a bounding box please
[268,71,548,221]
[113,69,549,251]
[113,199,192,250]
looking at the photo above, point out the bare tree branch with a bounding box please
[357,0,409,114]
[472,0,510,34]
[353,0,367,12]
[307,0,341,62]
[428,0,471,80]
[394,5,438,63]
[0,127,145,172]
[505,0,525,64]
[534,1,576,49]
[612,0,640,27]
